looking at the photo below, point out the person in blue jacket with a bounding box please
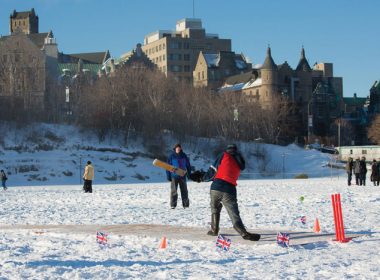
[166,143,191,209]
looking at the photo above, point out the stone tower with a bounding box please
[260,46,278,105]
[10,8,39,35]
[295,47,312,102]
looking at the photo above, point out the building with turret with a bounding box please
[218,46,344,139]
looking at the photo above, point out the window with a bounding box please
[169,42,181,49]
[15,54,20,63]
[170,65,182,72]
[159,56,162,62]
[184,65,191,72]
[183,42,190,49]
[350,150,353,155]
[156,46,158,52]
[162,54,166,61]
[362,150,367,154]
[163,43,166,49]
[184,54,190,61]
[202,71,204,79]
[159,45,162,51]
[169,53,182,61]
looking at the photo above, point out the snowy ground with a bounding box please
[0,178,379,279]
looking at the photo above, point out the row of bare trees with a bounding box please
[69,66,300,144]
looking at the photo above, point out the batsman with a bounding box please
[191,144,260,241]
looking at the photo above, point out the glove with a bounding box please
[189,170,205,183]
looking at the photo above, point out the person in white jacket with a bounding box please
[83,161,94,193]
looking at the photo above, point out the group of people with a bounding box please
[166,143,260,241]
[346,156,380,186]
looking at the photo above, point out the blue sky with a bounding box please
[0,0,378,97]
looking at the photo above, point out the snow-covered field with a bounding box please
[1,178,379,279]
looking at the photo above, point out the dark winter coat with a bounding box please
[371,162,379,182]
[1,171,7,182]
[166,151,191,181]
[359,160,367,175]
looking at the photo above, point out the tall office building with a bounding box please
[139,18,231,82]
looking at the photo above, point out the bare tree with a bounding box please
[368,114,380,144]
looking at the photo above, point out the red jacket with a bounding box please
[214,152,241,186]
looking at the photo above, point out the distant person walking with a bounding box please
[83,161,94,193]
[353,158,361,185]
[345,157,353,186]
[371,159,379,186]
[359,157,367,186]
[1,170,7,190]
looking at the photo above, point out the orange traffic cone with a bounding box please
[158,236,167,249]
[313,218,321,233]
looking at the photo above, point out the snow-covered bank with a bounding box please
[0,123,340,186]
[0,178,379,279]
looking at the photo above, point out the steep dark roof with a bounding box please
[261,47,277,70]
[343,97,367,106]
[296,47,311,72]
[27,32,49,49]
[66,51,110,64]
[0,32,49,49]
[225,71,257,85]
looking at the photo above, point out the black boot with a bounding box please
[233,221,260,241]
[207,213,220,236]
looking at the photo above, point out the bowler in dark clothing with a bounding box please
[206,144,260,241]
[166,143,191,209]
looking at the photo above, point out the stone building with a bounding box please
[219,47,344,139]
[193,51,251,89]
[10,8,39,35]
[137,18,231,82]
[0,8,58,119]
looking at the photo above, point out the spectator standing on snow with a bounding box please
[166,143,191,209]
[203,144,260,241]
[1,170,7,190]
[83,161,94,193]
[370,159,379,186]
[359,157,367,186]
[353,158,361,185]
[345,157,353,186]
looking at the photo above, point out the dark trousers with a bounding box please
[83,179,92,193]
[170,177,189,208]
[355,173,360,185]
[210,190,243,227]
[347,172,352,186]
[2,180,6,190]
[359,173,366,186]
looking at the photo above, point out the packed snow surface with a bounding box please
[0,178,379,279]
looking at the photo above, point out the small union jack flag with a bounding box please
[96,231,108,246]
[277,232,290,247]
[216,234,231,251]
[300,216,307,225]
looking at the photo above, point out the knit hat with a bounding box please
[226,144,237,151]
